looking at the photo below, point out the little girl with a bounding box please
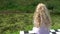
[32,3,51,34]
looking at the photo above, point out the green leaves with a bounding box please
[0,0,60,13]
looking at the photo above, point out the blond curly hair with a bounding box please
[33,3,51,28]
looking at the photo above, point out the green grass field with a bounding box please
[0,13,60,34]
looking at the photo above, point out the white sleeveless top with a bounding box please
[32,23,49,34]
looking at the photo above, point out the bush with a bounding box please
[0,0,60,13]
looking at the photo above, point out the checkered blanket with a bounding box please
[20,29,60,34]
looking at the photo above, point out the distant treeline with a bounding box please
[0,0,60,13]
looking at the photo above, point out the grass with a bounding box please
[0,13,60,34]
[4,31,19,34]
[51,14,60,29]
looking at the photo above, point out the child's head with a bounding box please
[33,3,51,28]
